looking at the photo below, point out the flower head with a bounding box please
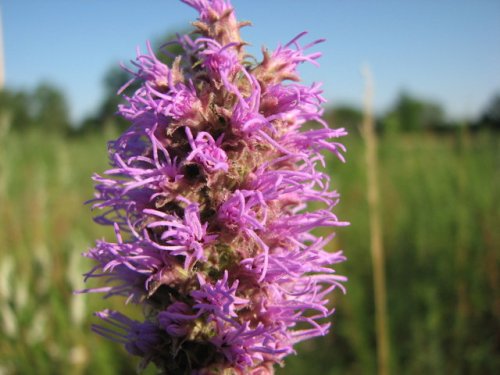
[185,127,229,172]
[81,1,348,373]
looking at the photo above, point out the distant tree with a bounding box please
[480,93,500,130]
[0,89,33,132]
[31,83,71,133]
[382,92,445,132]
[326,105,363,135]
[0,90,14,134]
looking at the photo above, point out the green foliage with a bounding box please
[278,130,500,374]
[31,83,71,133]
[0,129,139,374]
[0,83,71,134]
[381,92,445,132]
[0,90,32,133]
[480,92,500,129]
[0,128,498,374]
[325,105,363,136]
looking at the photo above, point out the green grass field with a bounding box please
[0,128,498,374]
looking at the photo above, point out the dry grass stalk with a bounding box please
[362,65,390,375]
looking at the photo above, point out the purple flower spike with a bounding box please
[81,1,348,373]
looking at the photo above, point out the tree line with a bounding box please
[326,91,500,136]
[1,52,499,136]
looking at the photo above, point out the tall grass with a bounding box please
[0,128,498,374]
[0,130,141,374]
[279,129,499,374]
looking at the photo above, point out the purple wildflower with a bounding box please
[81,0,348,373]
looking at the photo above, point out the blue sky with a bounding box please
[2,0,500,122]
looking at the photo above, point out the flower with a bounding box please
[81,0,348,373]
[144,202,217,269]
[92,310,165,370]
[158,301,197,337]
[185,127,229,173]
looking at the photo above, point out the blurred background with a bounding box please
[0,0,498,374]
